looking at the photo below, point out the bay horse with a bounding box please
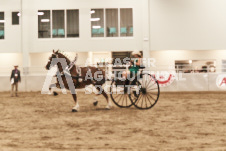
[45,50,112,112]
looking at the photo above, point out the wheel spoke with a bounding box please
[147,93,156,102]
[146,94,153,105]
[142,75,146,87]
[145,76,151,88]
[147,87,158,91]
[148,92,159,96]
[144,95,148,108]
[144,75,152,87]
[126,95,127,106]
[121,94,125,106]
[136,93,143,105]
[141,95,145,108]
[114,93,121,99]
[116,94,124,104]
[141,94,144,108]
[147,81,156,89]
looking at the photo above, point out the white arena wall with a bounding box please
[0,73,226,92]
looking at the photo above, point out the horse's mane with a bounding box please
[56,50,72,64]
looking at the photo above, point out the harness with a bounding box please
[64,54,83,82]
[52,53,105,85]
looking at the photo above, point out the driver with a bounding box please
[123,50,142,80]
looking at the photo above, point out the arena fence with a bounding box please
[0,65,226,92]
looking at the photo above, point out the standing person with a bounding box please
[10,65,21,97]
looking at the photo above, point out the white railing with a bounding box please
[0,64,226,76]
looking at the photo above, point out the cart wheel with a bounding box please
[130,73,160,110]
[110,79,133,108]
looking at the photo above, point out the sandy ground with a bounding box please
[0,91,226,151]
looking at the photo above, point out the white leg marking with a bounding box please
[72,102,80,111]
[106,99,112,109]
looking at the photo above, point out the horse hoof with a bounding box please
[93,101,98,106]
[53,92,58,96]
[105,106,111,110]
[72,109,78,112]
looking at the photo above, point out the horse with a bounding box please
[45,50,112,112]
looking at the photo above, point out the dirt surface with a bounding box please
[0,92,226,151]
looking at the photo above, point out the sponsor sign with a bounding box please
[216,74,226,89]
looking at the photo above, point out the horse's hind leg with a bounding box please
[71,94,79,112]
[95,86,112,109]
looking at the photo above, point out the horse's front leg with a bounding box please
[71,94,80,112]
[49,83,59,96]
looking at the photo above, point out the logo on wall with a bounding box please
[154,74,175,87]
[216,74,226,89]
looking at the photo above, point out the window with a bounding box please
[38,10,51,38]
[12,12,20,25]
[91,9,104,37]
[106,9,118,37]
[67,10,79,38]
[91,8,133,38]
[0,12,4,39]
[52,10,65,38]
[120,8,133,37]
[38,10,80,39]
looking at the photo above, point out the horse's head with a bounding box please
[45,50,71,72]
